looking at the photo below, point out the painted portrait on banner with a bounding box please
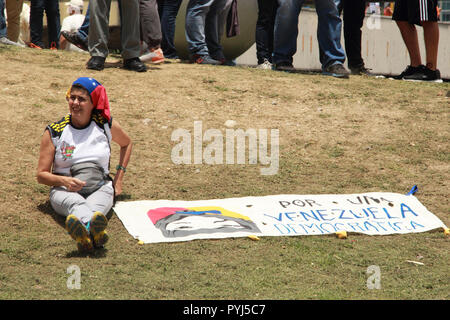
[147,206,261,238]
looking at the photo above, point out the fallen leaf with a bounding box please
[406,260,424,266]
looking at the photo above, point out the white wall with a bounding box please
[236,9,450,79]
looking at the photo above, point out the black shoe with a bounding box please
[212,57,236,67]
[123,57,147,72]
[350,65,374,76]
[86,56,106,71]
[274,62,295,72]
[61,30,88,51]
[392,65,424,80]
[403,66,443,83]
[322,63,350,79]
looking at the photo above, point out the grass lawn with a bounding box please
[0,44,448,300]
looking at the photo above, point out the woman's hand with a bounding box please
[113,172,123,196]
[63,176,86,192]
[113,179,122,197]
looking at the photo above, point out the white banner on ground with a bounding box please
[113,192,447,243]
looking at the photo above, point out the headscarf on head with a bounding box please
[67,77,111,121]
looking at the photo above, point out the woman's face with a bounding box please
[68,87,94,127]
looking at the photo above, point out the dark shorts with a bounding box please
[393,0,438,25]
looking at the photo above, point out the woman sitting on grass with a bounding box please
[37,77,132,253]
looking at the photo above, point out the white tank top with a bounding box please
[47,114,112,176]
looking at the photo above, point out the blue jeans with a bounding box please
[0,0,6,38]
[273,0,345,69]
[77,3,90,41]
[158,0,182,58]
[30,0,61,48]
[185,0,227,59]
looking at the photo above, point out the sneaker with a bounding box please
[220,59,236,66]
[27,42,42,49]
[212,56,236,66]
[256,59,273,70]
[65,215,94,253]
[86,56,106,71]
[50,41,58,51]
[165,54,180,60]
[274,62,295,72]
[323,63,350,79]
[192,54,221,65]
[349,65,374,76]
[61,30,88,51]
[139,48,165,64]
[0,37,24,47]
[392,65,424,80]
[123,57,147,72]
[89,212,109,248]
[403,66,443,83]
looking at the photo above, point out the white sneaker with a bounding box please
[0,37,25,47]
[139,48,165,64]
[256,59,273,70]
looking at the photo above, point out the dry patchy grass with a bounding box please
[0,45,449,300]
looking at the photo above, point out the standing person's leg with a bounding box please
[256,0,277,65]
[395,20,422,66]
[422,21,439,70]
[0,0,7,38]
[5,0,24,42]
[88,0,112,59]
[315,0,346,70]
[45,0,60,48]
[121,0,146,71]
[139,0,162,51]
[342,0,366,72]
[406,0,440,81]
[29,0,45,48]
[392,0,423,79]
[119,0,141,59]
[216,0,233,42]
[420,0,439,71]
[205,0,228,62]
[139,0,165,63]
[272,0,303,69]
[158,0,182,58]
[185,0,217,62]
[77,4,90,41]
[393,0,441,81]
[0,0,23,45]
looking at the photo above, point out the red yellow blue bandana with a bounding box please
[67,77,111,121]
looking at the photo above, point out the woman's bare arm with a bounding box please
[110,120,132,196]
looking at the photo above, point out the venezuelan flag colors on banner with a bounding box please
[113,191,448,244]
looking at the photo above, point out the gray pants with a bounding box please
[140,0,162,50]
[89,0,141,59]
[50,181,114,225]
